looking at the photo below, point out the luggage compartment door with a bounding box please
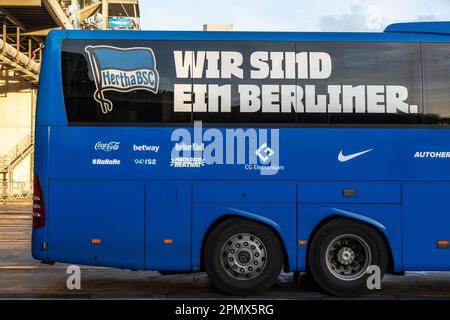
[146,182,192,271]
[48,181,145,269]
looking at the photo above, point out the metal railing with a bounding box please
[0,15,43,84]
[0,134,34,173]
[0,181,32,201]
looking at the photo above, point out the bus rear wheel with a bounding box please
[308,218,388,297]
[203,218,283,295]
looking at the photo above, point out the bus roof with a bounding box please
[384,21,450,35]
[56,21,450,43]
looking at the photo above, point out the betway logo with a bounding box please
[133,144,160,152]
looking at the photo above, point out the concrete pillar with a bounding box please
[71,0,80,29]
[102,0,109,30]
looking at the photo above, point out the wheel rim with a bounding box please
[220,233,267,280]
[325,234,372,281]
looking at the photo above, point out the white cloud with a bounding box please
[139,0,450,32]
[320,5,377,32]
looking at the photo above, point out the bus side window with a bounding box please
[423,43,450,125]
[303,42,423,125]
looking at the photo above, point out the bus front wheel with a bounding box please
[203,218,283,295]
[308,218,388,297]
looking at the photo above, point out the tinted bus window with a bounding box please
[295,42,422,125]
[62,40,192,124]
[62,40,422,125]
[423,43,450,125]
[193,42,422,125]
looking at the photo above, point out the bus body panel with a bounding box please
[31,125,50,261]
[47,126,450,182]
[146,182,192,271]
[47,180,145,269]
[403,183,450,270]
[36,30,67,126]
[193,182,297,203]
[298,182,401,204]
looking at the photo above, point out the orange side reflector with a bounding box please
[91,239,102,244]
[297,240,307,245]
[163,239,174,244]
[437,240,450,248]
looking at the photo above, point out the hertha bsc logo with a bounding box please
[85,45,160,114]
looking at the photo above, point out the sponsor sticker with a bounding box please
[85,45,159,114]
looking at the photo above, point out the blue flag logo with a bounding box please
[85,45,160,114]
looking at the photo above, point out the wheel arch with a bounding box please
[305,215,395,274]
[199,214,290,272]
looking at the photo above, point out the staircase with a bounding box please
[0,135,34,201]
[0,135,34,174]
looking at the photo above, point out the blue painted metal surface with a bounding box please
[36,30,67,126]
[385,22,450,35]
[403,183,450,270]
[48,181,145,269]
[299,182,401,204]
[44,126,450,182]
[146,182,192,270]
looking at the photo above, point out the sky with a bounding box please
[139,0,450,32]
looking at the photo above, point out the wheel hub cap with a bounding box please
[221,233,267,280]
[237,249,252,265]
[337,247,355,265]
[325,234,372,281]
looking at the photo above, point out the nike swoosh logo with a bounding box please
[338,149,373,162]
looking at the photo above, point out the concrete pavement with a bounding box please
[1,202,450,299]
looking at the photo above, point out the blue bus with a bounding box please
[32,22,450,297]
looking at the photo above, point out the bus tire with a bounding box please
[308,218,388,297]
[203,218,283,295]
[297,272,322,291]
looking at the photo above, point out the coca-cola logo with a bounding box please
[95,141,120,152]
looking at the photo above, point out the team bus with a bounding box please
[32,22,450,296]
